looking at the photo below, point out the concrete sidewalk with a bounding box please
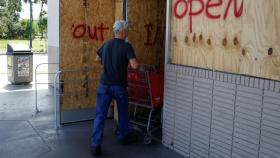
[0,57,183,158]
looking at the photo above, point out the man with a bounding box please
[91,20,139,156]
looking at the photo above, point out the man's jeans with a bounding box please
[91,83,131,147]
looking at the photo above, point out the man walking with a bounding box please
[91,20,139,156]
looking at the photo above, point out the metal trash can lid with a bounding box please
[6,43,32,55]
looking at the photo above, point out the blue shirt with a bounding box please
[97,38,136,86]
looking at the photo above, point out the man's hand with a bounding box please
[95,55,102,64]
[129,58,139,69]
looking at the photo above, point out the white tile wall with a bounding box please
[163,64,280,158]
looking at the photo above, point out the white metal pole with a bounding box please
[54,71,61,129]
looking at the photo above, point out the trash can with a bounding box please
[7,43,33,84]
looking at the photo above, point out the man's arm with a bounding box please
[96,45,103,64]
[129,58,139,69]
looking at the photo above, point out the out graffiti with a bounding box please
[72,23,109,41]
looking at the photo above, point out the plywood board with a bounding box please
[60,0,114,110]
[115,0,124,20]
[128,0,166,69]
[170,0,280,81]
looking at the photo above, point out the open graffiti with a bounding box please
[173,0,244,33]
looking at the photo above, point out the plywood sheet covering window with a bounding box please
[170,0,280,81]
[128,0,166,69]
[60,0,114,110]
[115,0,124,20]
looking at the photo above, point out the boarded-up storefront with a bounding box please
[128,0,166,69]
[169,0,280,80]
[52,0,280,157]
[59,0,166,123]
[60,0,115,122]
[163,0,280,157]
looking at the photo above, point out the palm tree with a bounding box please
[24,0,47,13]
[23,0,47,48]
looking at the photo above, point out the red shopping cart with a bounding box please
[127,65,164,144]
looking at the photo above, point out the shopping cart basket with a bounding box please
[127,66,164,144]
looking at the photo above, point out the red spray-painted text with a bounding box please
[144,23,165,48]
[174,0,244,33]
[72,23,109,41]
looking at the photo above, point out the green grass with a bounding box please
[0,39,48,53]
